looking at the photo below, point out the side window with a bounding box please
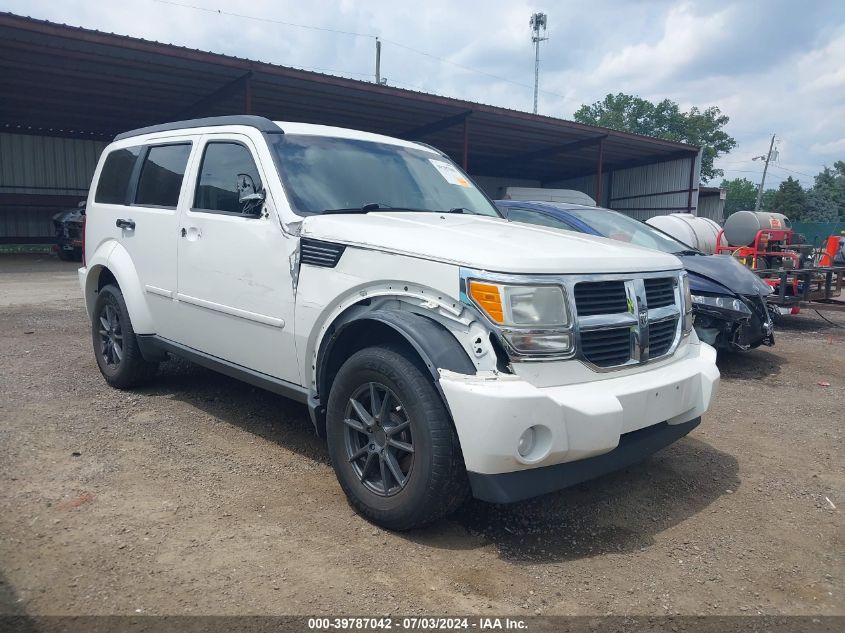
[134,144,192,208]
[194,142,263,214]
[507,207,579,232]
[94,146,141,204]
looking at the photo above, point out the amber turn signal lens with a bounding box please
[468,280,504,324]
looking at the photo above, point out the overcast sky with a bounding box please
[3,0,843,188]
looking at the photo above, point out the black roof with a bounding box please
[113,115,282,140]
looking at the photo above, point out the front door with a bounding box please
[173,134,300,385]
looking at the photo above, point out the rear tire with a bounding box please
[326,345,469,530]
[92,284,158,388]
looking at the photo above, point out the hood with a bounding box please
[679,253,773,296]
[301,212,681,275]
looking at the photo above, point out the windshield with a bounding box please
[564,207,693,254]
[269,134,500,217]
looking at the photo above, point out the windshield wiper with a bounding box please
[321,204,444,215]
[321,203,393,215]
[674,249,701,256]
[445,207,476,214]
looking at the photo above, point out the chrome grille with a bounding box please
[574,280,628,316]
[648,318,678,358]
[572,273,682,370]
[581,326,632,367]
[645,277,675,308]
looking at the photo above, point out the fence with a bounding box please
[791,221,845,247]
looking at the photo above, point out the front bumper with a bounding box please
[468,418,700,503]
[693,294,775,350]
[439,342,719,502]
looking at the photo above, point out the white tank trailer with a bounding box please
[646,213,726,254]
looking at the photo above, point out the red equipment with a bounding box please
[715,227,800,270]
[717,225,845,314]
[817,235,844,267]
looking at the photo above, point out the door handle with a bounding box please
[181,226,201,241]
[116,218,135,230]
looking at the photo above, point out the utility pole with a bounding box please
[375,38,381,85]
[530,12,548,115]
[754,134,776,211]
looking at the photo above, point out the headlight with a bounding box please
[681,274,694,333]
[467,280,569,327]
[691,293,752,315]
[466,279,572,356]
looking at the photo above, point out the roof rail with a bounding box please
[113,115,282,141]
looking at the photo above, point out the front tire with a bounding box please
[326,346,469,530]
[92,284,158,388]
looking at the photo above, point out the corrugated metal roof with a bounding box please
[0,12,699,182]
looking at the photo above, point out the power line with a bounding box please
[153,0,375,38]
[381,37,564,97]
[718,159,818,181]
[152,0,571,101]
[769,164,816,179]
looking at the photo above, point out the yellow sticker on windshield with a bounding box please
[429,159,471,187]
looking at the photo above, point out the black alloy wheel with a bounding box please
[343,381,415,496]
[325,345,470,530]
[91,284,158,388]
[97,296,124,369]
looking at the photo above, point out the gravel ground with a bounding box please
[0,254,842,616]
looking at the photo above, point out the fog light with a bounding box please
[517,427,536,457]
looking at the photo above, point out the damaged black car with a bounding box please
[52,202,85,261]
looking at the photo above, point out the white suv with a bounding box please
[79,116,719,530]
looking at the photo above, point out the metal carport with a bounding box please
[0,12,702,242]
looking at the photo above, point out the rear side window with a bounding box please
[134,144,192,208]
[194,142,262,214]
[94,147,141,204]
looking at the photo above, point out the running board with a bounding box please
[136,334,309,404]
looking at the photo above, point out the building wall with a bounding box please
[0,133,106,239]
[548,153,702,221]
[697,192,726,223]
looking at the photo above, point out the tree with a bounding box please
[808,164,845,219]
[760,188,777,213]
[720,178,758,216]
[573,93,737,182]
[766,177,806,219]
[804,187,838,222]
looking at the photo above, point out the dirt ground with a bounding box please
[0,254,842,617]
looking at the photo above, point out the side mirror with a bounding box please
[239,192,265,204]
[236,173,265,215]
[237,173,258,201]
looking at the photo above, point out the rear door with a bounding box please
[128,141,196,337]
[89,139,195,337]
[172,133,300,385]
